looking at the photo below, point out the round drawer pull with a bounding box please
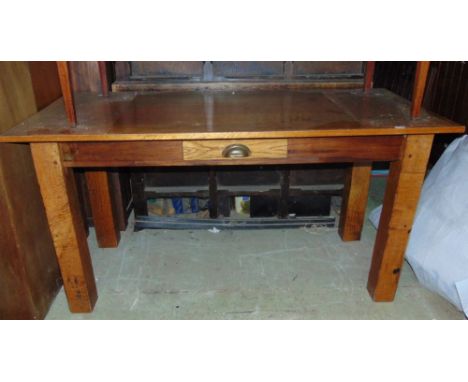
[222,144,252,158]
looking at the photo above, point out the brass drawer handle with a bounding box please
[222,144,251,158]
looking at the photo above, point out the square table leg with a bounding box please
[31,143,97,313]
[338,162,372,241]
[85,170,120,248]
[367,134,434,301]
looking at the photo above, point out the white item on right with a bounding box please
[368,204,382,230]
[369,135,468,315]
[234,196,250,215]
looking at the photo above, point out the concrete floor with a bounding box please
[46,178,465,319]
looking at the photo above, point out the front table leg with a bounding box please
[367,135,434,301]
[31,143,97,312]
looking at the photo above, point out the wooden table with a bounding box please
[0,88,464,313]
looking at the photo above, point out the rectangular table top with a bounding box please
[0,89,464,143]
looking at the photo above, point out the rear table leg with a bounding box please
[339,162,372,241]
[85,170,120,248]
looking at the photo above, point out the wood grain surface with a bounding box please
[364,62,375,91]
[60,136,403,167]
[0,61,60,319]
[56,61,76,125]
[183,139,287,160]
[338,163,372,241]
[28,62,62,111]
[112,80,365,92]
[411,61,430,118]
[367,134,434,301]
[31,142,97,312]
[0,89,463,143]
[85,171,120,248]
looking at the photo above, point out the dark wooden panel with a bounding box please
[140,165,342,191]
[115,61,131,81]
[212,61,284,78]
[61,136,403,168]
[287,136,403,163]
[0,62,60,319]
[211,165,346,187]
[427,62,468,124]
[112,79,364,92]
[28,62,62,110]
[0,143,60,319]
[293,62,363,77]
[62,140,184,166]
[121,62,365,82]
[430,62,447,114]
[453,63,468,125]
[289,164,346,185]
[69,61,101,92]
[145,168,210,187]
[374,62,417,99]
[375,61,468,163]
[375,61,468,125]
[218,167,279,186]
[111,60,366,124]
[131,62,204,79]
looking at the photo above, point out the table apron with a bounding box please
[60,136,404,168]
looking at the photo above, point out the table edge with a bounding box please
[0,125,465,143]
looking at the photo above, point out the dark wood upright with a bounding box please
[0,62,62,319]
